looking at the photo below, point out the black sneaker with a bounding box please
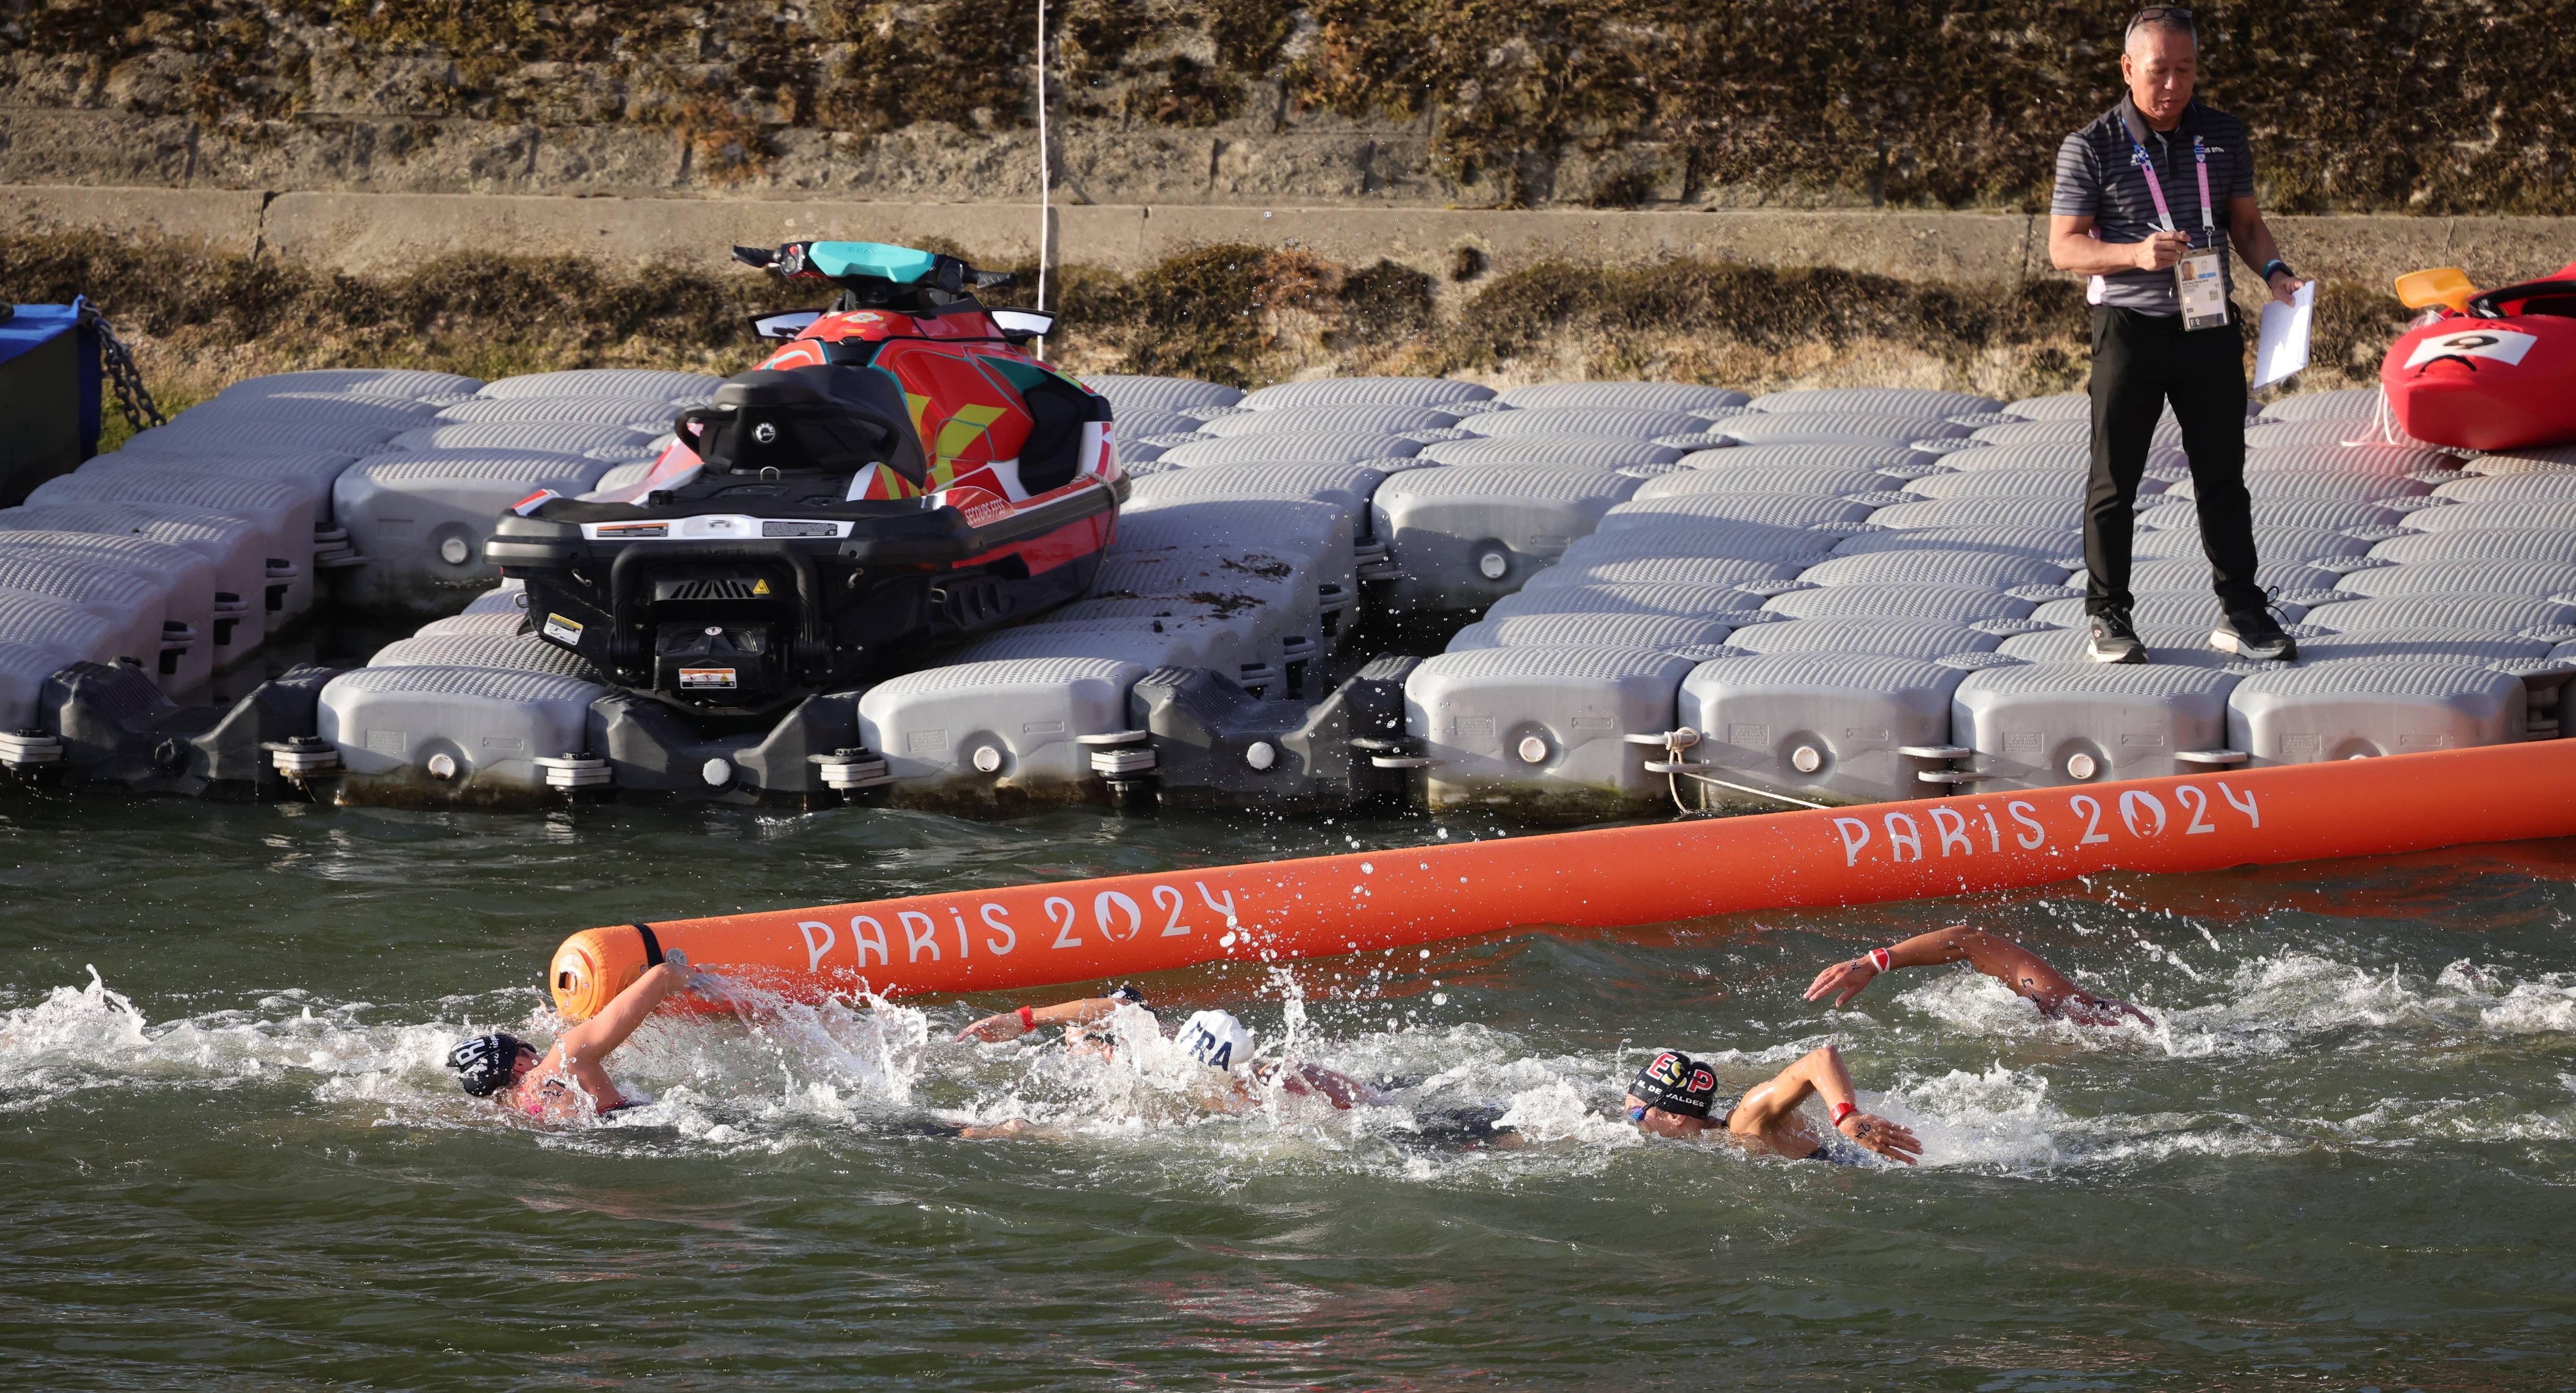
[2087,608,2148,664]
[2212,607,2298,661]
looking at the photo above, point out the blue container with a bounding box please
[0,301,102,505]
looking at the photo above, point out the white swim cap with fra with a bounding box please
[1177,1009,1255,1071]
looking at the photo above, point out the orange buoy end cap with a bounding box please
[549,925,652,1022]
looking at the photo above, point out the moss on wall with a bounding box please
[4,2,2567,209]
[2,229,2405,412]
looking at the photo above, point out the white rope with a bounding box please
[2343,380,2396,449]
[1665,766,1832,812]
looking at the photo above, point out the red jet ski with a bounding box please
[2382,261,2576,452]
[486,241,1121,715]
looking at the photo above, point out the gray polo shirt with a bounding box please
[2052,98,2256,314]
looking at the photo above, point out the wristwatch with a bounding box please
[2261,259,2295,283]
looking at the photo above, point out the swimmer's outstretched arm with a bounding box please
[954,996,1127,1043]
[1727,1045,1922,1165]
[1804,928,2150,1025]
[532,959,709,1106]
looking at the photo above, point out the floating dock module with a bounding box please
[858,657,1145,810]
[1493,382,1748,412]
[1197,404,1462,435]
[2303,595,2576,633]
[1680,653,1983,807]
[0,503,274,663]
[1953,664,2241,789]
[1765,585,2036,624]
[1406,646,1698,817]
[1236,376,1490,410]
[1449,611,1740,654]
[1487,582,1764,623]
[0,532,229,691]
[1797,549,2074,589]
[1372,467,1640,610]
[1421,436,1686,469]
[335,451,627,614]
[474,368,723,400]
[1636,465,1905,499]
[1160,434,1418,467]
[1752,387,2002,416]
[1454,406,1714,440]
[1719,414,1968,447]
[1526,554,1806,591]
[1731,618,2001,660]
[1080,374,1244,412]
[11,363,2575,820]
[319,666,605,806]
[28,471,316,618]
[2229,662,2533,765]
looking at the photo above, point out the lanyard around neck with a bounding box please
[2132,133,2214,244]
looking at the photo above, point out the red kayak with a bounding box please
[2382,260,2576,452]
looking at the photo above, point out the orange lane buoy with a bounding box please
[549,739,2576,1020]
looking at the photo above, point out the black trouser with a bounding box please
[2084,306,2264,617]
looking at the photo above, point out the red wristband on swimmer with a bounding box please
[1017,1006,1034,1031]
[1868,948,1892,973]
[1831,1101,1857,1126]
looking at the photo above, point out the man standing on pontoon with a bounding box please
[2048,6,2308,665]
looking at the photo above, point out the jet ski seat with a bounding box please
[680,365,928,488]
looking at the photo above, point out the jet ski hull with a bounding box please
[490,476,1121,716]
[2382,263,2576,453]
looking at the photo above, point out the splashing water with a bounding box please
[2,798,2573,1388]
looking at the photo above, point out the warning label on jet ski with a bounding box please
[2405,328,2538,369]
[679,667,739,690]
[542,613,584,644]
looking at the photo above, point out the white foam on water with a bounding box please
[17,936,2563,1179]
[0,966,499,1116]
[0,966,949,1155]
[2151,953,2576,1058]
[1884,949,2575,1063]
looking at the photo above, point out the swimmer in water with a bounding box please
[951,988,1403,1140]
[445,951,719,1121]
[1804,927,2152,1028]
[1623,1044,1923,1165]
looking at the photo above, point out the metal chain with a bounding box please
[77,302,166,433]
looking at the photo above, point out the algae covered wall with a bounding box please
[0,227,2415,446]
[2,2,2569,213]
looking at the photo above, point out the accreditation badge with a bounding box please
[2176,249,2229,330]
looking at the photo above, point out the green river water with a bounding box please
[3,793,2571,1391]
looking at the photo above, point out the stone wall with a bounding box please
[4,3,2569,213]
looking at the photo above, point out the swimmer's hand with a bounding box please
[659,950,725,1000]
[1837,1111,1922,1166]
[955,1011,1028,1043]
[1804,956,1883,1008]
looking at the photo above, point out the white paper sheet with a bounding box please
[2253,280,2315,390]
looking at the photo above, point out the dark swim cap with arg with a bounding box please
[448,1033,535,1096]
[1628,1050,1725,1119]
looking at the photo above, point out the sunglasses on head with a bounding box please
[2128,5,2194,30]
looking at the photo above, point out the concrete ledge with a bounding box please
[8,183,2570,292]
[0,184,266,254]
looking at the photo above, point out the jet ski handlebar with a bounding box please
[732,240,1016,294]
[2467,278,2576,321]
